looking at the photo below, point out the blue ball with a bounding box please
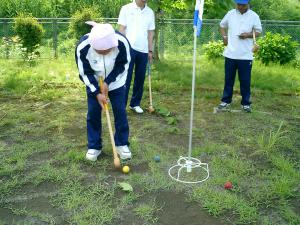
[154,155,160,162]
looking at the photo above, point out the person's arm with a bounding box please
[119,25,126,35]
[148,10,155,63]
[253,31,261,39]
[220,12,229,46]
[253,15,262,39]
[239,14,262,40]
[148,30,154,63]
[75,42,100,96]
[220,27,228,46]
[104,39,130,85]
[118,6,127,35]
[239,30,261,39]
[75,40,107,106]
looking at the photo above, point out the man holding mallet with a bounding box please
[118,0,155,114]
[217,0,262,113]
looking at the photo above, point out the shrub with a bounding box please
[0,36,23,59]
[13,13,44,54]
[69,7,102,40]
[203,40,225,60]
[58,38,77,55]
[293,56,300,69]
[256,32,299,65]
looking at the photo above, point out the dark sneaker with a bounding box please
[217,102,231,111]
[241,105,251,113]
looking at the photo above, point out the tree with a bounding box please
[13,13,44,55]
[147,0,188,60]
[204,0,233,18]
[147,0,233,60]
[251,0,300,21]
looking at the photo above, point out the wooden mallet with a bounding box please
[147,63,155,113]
[99,78,121,169]
[252,29,259,53]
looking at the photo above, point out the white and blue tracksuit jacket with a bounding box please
[75,31,131,95]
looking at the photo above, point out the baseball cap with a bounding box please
[87,22,118,51]
[235,0,250,4]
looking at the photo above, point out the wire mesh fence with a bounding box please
[0,18,300,59]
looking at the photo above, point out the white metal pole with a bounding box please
[188,26,198,163]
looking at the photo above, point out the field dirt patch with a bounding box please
[1,196,68,225]
[112,191,230,225]
[155,191,230,225]
[0,207,24,225]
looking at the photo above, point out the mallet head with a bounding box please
[148,106,155,113]
[252,43,259,53]
[114,157,121,169]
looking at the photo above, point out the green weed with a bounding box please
[279,201,300,225]
[53,180,116,225]
[253,121,288,157]
[134,199,162,224]
[31,163,84,185]
[191,185,258,224]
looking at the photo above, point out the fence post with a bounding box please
[262,20,267,36]
[212,21,217,41]
[159,19,165,59]
[52,19,58,58]
[4,20,9,59]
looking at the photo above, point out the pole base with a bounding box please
[168,156,209,184]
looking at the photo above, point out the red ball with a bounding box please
[224,181,233,190]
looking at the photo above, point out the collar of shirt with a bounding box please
[133,1,148,11]
[235,9,250,16]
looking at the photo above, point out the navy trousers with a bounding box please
[125,49,148,107]
[221,57,253,106]
[86,86,129,150]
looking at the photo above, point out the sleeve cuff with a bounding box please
[93,89,100,96]
[104,76,114,85]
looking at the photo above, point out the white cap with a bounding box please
[87,22,118,50]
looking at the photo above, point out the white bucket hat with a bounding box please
[86,21,118,50]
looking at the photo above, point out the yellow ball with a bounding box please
[122,166,130,173]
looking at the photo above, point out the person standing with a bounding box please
[118,0,155,114]
[217,0,262,112]
[75,22,132,161]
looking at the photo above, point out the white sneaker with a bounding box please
[217,102,231,111]
[86,149,101,161]
[129,106,143,114]
[241,105,252,113]
[116,145,132,160]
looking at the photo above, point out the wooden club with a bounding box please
[99,78,121,169]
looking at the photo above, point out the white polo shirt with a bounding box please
[220,9,262,60]
[118,2,155,53]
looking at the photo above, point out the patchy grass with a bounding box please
[0,56,299,225]
[134,199,162,224]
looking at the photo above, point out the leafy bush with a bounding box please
[13,13,44,54]
[251,0,300,21]
[0,36,23,58]
[203,40,225,60]
[293,56,300,69]
[69,7,102,40]
[58,38,77,55]
[256,32,299,65]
